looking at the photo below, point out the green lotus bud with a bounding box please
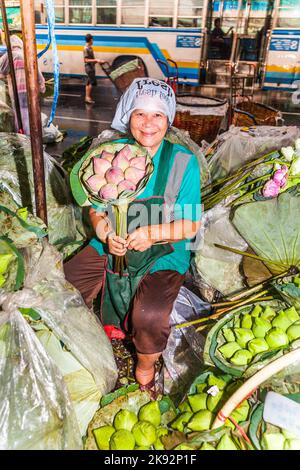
[222,328,235,342]
[0,253,13,275]
[138,401,161,427]
[0,274,5,287]
[261,432,285,450]
[174,444,196,450]
[196,383,207,393]
[178,400,192,412]
[266,328,289,349]
[233,316,241,328]
[93,425,115,450]
[135,446,150,450]
[187,410,213,432]
[207,374,227,390]
[207,391,225,412]
[114,409,138,431]
[234,328,254,348]
[248,338,269,355]
[241,314,252,329]
[283,306,299,323]
[216,434,238,450]
[287,321,300,341]
[230,400,250,423]
[218,342,241,359]
[294,276,300,287]
[155,427,168,449]
[230,349,253,366]
[251,305,262,317]
[224,418,235,430]
[110,429,135,450]
[272,311,293,332]
[284,439,300,450]
[132,421,156,447]
[188,393,207,412]
[261,306,276,321]
[170,412,193,432]
[200,442,215,450]
[253,318,272,338]
[282,429,299,440]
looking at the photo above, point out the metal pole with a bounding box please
[20,0,48,225]
[0,0,23,132]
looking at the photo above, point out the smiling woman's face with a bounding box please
[130,109,169,156]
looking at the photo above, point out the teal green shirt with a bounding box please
[89,139,201,274]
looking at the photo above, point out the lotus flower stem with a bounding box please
[214,243,284,268]
[227,185,265,206]
[218,174,271,201]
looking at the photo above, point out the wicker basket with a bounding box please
[232,101,282,127]
[106,58,147,93]
[173,94,227,144]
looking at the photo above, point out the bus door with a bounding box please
[263,0,300,90]
[203,0,275,86]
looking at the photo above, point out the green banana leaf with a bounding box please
[232,191,300,276]
[203,300,300,379]
[249,394,300,450]
[273,277,300,310]
[0,236,24,291]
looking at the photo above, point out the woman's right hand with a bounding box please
[107,234,127,256]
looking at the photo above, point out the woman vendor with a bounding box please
[65,78,201,394]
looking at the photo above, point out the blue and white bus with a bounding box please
[7,1,300,91]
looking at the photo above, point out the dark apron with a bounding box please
[101,140,175,329]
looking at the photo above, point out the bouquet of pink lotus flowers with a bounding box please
[71,141,153,272]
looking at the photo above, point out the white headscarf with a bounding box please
[111,77,176,133]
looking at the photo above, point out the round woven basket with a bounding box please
[174,94,227,144]
[233,101,282,127]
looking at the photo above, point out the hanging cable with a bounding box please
[38,0,59,126]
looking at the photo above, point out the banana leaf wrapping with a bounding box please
[203,300,300,379]
[85,387,176,450]
[273,277,300,310]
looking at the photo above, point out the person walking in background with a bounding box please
[84,33,104,104]
[0,33,45,135]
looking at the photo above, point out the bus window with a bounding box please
[69,0,92,24]
[34,0,42,24]
[149,0,174,27]
[121,0,145,25]
[277,0,300,28]
[177,0,203,28]
[247,0,269,34]
[96,0,117,25]
[54,0,65,23]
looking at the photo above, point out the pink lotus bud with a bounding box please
[125,167,145,185]
[273,165,289,187]
[105,167,124,185]
[101,151,114,163]
[93,157,111,175]
[130,156,146,170]
[86,175,106,192]
[112,153,130,172]
[279,175,287,188]
[117,144,133,160]
[118,179,136,193]
[99,183,118,200]
[262,179,281,198]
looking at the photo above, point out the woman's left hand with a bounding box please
[126,226,153,252]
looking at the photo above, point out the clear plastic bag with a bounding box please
[162,287,211,404]
[193,202,248,296]
[41,112,64,144]
[0,289,82,450]
[23,241,119,435]
[0,132,78,249]
[207,125,300,183]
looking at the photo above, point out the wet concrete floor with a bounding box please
[42,77,300,157]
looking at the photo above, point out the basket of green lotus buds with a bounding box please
[70,141,153,273]
[85,384,176,450]
[203,300,300,379]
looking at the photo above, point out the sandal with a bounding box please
[136,362,163,401]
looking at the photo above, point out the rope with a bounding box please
[38,0,60,126]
